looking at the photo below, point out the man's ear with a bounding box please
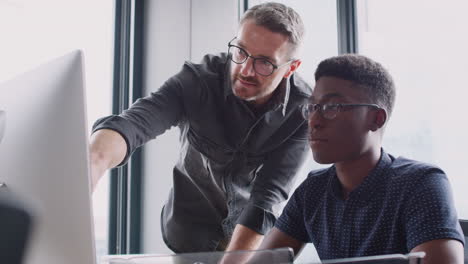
[283,59,302,78]
[370,108,387,131]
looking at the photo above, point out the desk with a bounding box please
[101,247,293,264]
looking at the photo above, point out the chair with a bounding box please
[460,219,468,264]
[102,247,294,264]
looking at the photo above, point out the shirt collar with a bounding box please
[223,60,291,116]
[329,149,393,202]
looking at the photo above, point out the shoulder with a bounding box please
[183,53,228,79]
[283,167,332,216]
[289,73,312,98]
[170,53,227,96]
[385,154,451,200]
[391,155,443,173]
[306,167,332,182]
[389,155,447,183]
[294,167,332,197]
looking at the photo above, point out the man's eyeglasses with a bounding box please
[301,103,382,120]
[227,37,292,77]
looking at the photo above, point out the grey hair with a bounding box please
[240,2,304,57]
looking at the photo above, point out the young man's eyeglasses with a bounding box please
[301,103,382,120]
[227,37,292,77]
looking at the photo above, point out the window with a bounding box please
[356,0,468,218]
[0,0,114,259]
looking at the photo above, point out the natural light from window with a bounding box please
[357,0,468,219]
[0,0,113,260]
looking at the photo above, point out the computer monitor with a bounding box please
[0,50,96,264]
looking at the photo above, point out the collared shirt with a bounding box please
[93,53,312,252]
[276,150,465,260]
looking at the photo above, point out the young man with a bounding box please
[258,54,465,263]
[89,3,312,253]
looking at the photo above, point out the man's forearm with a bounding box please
[89,129,127,191]
[219,225,264,264]
[225,224,264,251]
[411,239,464,264]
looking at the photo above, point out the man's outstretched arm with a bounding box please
[89,129,127,191]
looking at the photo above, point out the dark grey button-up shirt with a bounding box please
[93,53,312,252]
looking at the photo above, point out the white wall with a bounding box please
[141,0,239,253]
[0,1,114,259]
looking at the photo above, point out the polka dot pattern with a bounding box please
[275,150,465,260]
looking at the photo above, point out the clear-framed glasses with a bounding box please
[301,103,382,120]
[227,37,292,76]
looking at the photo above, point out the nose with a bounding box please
[240,57,255,76]
[308,109,323,130]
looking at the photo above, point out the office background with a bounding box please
[1,0,467,262]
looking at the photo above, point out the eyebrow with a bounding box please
[310,93,345,103]
[235,40,278,64]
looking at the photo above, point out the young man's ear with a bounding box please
[370,108,387,131]
[283,59,302,78]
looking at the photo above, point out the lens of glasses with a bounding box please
[229,46,247,63]
[253,59,275,76]
[301,104,341,120]
[321,104,340,120]
[229,46,275,76]
[301,104,311,119]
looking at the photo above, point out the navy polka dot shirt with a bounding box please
[275,150,465,260]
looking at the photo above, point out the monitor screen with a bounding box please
[0,50,96,264]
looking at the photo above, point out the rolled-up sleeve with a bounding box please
[92,66,194,166]
[237,121,310,234]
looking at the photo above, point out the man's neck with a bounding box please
[246,83,283,116]
[250,78,286,108]
[248,92,274,108]
[335,147,382,200]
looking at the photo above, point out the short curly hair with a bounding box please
[240,2,304,58]
[315,54,396,116]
